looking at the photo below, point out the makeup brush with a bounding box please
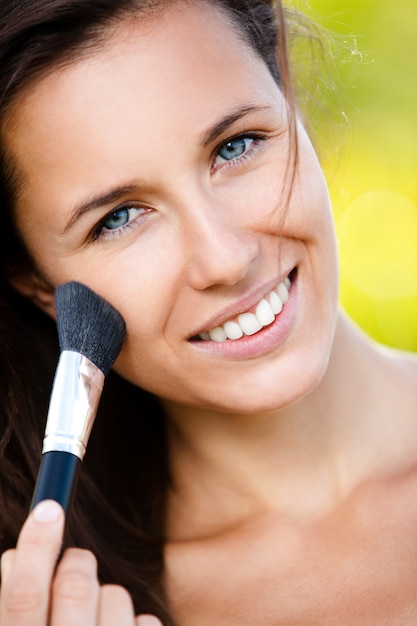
[30,281,126,515]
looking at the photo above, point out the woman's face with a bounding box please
[6,1,339,413]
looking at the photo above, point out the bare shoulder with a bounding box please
[366,343,417,472]
[378,342,417,373]
[165,496,417,625]
[373,342,417,409]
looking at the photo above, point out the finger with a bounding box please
[49,548,99,626]
[0,550,16,586]
[0,500,64,626]
[98,585,135,626]
[136,615,163,626]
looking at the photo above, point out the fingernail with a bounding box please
[137,616,163,626]
[32,500,63,522]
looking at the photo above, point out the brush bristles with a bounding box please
[55,282,126,376]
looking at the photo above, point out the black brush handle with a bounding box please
[30,451,81,515]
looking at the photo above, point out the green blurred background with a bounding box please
[297,0,417,351]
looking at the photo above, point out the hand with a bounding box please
[0,500,162,626]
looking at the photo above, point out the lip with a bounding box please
[188,268,296,339]
[188,268,298,360]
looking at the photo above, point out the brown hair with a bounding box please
[0,1,294,622]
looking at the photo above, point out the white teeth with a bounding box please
[198,274,293,342]
[268,290,283,315]
[209,326,227,343]
[224,320,244,340]
[255,298,275,327]
[277,282,289,304]
[238,312,262,336]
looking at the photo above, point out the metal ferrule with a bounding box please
[42,351,105,459]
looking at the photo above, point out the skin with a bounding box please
[0,501,161,626]
[2,2,417,624]
[7,2,338,414]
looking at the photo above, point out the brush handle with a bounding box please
[30,451,81,515]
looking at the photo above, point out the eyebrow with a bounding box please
[200,104,270,147]
[62,183,141,235]
[62,104,270,234]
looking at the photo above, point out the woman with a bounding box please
[1,0,417,624]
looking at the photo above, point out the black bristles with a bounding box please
[55,282,126,376]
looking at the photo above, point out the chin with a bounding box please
[187,347,333,416]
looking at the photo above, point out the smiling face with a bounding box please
[4,1,339,413]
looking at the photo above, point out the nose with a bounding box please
[183,207,260,291]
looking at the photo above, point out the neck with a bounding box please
[162,312,395,541]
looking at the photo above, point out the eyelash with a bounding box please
[91,205,148,242]
[211,131,268,173]
[91,131,269,242]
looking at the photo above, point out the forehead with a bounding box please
[7,1,260,123]
[5,1,279,212]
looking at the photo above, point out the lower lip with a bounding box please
[189,274,298,360]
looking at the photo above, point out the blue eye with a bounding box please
[102,206,140,231]
[216,137,254,163]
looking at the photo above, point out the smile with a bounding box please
[197,274,293,343]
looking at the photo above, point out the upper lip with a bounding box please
[188,268,295,338]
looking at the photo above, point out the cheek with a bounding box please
[94,238,184,346]
[296,131,334,223]
[112,332,182,399]
[101,292,176,394]
[213,173,287,245]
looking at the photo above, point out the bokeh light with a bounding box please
[300,0,417,351]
